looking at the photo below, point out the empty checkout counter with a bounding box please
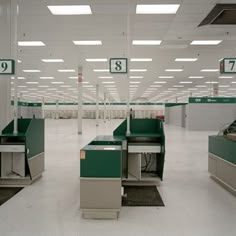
[80,119,165,219]
[0,119,45,186]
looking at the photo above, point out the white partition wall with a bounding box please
[186,97,236,131]
[165,105,187,127]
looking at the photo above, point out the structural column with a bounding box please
[78,66,83,134]
[0,0,12,132]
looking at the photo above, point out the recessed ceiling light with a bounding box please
[40,77,54,79]
[219,76,233,79]
[174,85,184,87]
[60,85,71,88]
[188,88,198,90]
[158,76,174,79]
[132,40,161,45]
[231,82,236,84]
[154,81,167,84]
[18,77,25,80]
[73,40,102,45]
[48,88,57,90]
[130,69,147,72]
[51,82,64,84]
[175,58,198,62]
[17,60,22,63]
[205,81,219,84]
[38,86,49,88]
[165,69,183,72]
[195,85,207,88]
[18,41,45,46]
[58,69,75,72]
[26,82,39,84]
[86,59,107,62]
[93,69,109,72]
[179,81,193,84]
[190,40,222,45]
[130,58,152,62]
[23,70,41,72]
[47,5,92,15]
[129,76,144,79]
[18,86,27,88]
[201,69,219,72]
[136,4,180,14]
[189,76,204,79]
[150,85,162,87]
[42,59,64,62]
[168,88,178,90]
[68,77,77,79]
[98,76,113,79]
[102,82,114,84]
[129,81,140,84]
[219,85,230,88]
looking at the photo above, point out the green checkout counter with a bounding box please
[80,119,165,219]
[208,135,236,196]
[0,119,45,186]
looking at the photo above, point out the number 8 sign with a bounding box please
[109,58,128,74]
[0,59,15,75]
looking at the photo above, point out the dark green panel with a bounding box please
[89,135,125,145]
[165,103,187,107]
[25,119,44,160]
[80,149,121,178]
[2,119,31,135]
[209,135,236,165]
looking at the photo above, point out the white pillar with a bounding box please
[96,83,99,127]
[78,66,83,134]
[104,93,107,123]
[11,0,19,134]
[0,1,13,132]
[56,100,59,119]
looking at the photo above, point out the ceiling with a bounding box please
[12,0,236,103]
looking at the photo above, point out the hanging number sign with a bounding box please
[109,58,128,74]
[0,59,15,75]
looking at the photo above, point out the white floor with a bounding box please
[0,119,235,236]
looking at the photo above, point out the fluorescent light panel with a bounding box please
[158,76,174,79]
[132,40,161,45]
[191,40,222,45]
[73,40,102,45]
[23,70,41,72]
[26,82,39,84]
[154,81,167,84]
[201,69,219,72]
[175,58,198,62]
[99,76,113,79]
[86,59,107,62]
[165,69,183,72]
[219,76,233,79]
[58,69,75,72]
[42,59,64,62]
[51,82,64,84]
[189,76,204,79]
[136,4,180,14]
[40,77,54,79]
[129,76,144,79]
[47,5,92,15]
[179,81,193,84]
[18,41,45,46]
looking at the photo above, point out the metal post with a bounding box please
[11,0,19,134]
[126,1,131,135]
[78,66,83,134]
[96,83,99,127]
[104,93,107,123]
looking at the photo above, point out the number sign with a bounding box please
[220,58,236,73]
[0,59,15,75]
[109,58,128,74]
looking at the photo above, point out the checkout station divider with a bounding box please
[0,118,45,186]
[80,118,165,219]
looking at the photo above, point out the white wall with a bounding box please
[43,104,165,119]
[165,105,186,127]
[186,104,236,131]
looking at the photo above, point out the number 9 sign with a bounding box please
[0,59,15,75]
[110,58,128,74]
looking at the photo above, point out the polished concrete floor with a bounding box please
[0,119,235,236]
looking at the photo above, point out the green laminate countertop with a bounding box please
[0,133,26,137]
